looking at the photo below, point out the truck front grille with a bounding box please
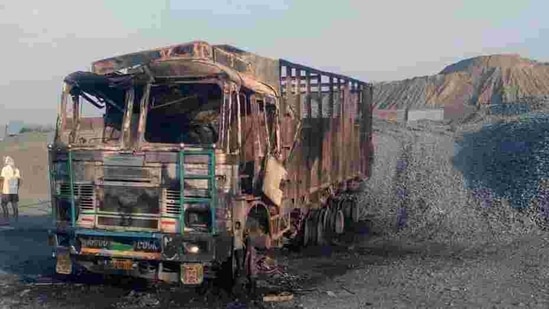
[59,183,95,211]
[99,186,160,215]
[163,189,181,215]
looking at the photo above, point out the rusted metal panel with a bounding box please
[277,64,372,200]
[291,75,302,202]
[330,78,338,184]
[315,75,324,190]
[318,82,329,188]
[56,41,373,238]
[262,156,287,206]
[337,79,344,182]
[341,82,349,181]
[304,71,313,199]
[92,41,279,98]
[281,67,295,202]
[294,69,306,202]
[350,83,360,175]
[92,41,210,75]
[215,45,281,95]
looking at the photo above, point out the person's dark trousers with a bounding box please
[1,198,8,221]
[1,194,19,222]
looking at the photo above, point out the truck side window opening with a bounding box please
[254,96,277,154]
[237,92,255,194]
[254,97,266,153]
[144,83,221,144]
[265,99,277,153]
[127,85,145,145]
[60,71,129,145]
[228,91,243,154]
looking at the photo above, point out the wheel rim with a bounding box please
[335,210,345,234]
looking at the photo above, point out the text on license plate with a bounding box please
[56,252,72,275]
[111,259,133,270]
[181,263,204,285]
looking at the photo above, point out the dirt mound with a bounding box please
[373,54,549,119]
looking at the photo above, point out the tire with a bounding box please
[316,210,325,245]
[309,212,318,246]
[351,199,360,223]
[334,210,345,234]
[303,216,313,247]
[323,207,331,231]
[343,199,352,219]
[217,252,238,294]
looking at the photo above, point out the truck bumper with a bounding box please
[48,229,232,285]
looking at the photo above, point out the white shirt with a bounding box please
[1,166,20,195]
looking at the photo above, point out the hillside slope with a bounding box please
[373,54,549,114]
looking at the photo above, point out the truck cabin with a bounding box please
[56,69,279,159]
[54,43,282,222]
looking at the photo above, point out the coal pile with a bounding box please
[453,114,549,210]
[360,117,548,245]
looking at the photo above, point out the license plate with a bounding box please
[111,259,133,270]
[56,252,72,275]
[181,263,204,285]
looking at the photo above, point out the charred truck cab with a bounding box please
[48,41,374,288]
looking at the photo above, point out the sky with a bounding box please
[0,0,548,125]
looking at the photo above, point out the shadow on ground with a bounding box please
[0,215,55,279]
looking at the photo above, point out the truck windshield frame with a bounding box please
[139,80,226,148]
[57,71,136,147]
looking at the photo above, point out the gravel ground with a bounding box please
[2,118,549,308]
[293,117,549,308]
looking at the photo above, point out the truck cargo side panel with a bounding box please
[280,60,373,207]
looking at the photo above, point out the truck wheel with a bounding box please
[307,215,315,247]
[303,216,313,247]
[334,210,345,234]
[315,210,325,245]
[217,252,238,294]
[322,207,331,231]
[341,199,352,220]
[350,198,360,223]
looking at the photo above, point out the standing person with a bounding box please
[0,156,21,223]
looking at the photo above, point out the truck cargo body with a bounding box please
[47,41,373,287]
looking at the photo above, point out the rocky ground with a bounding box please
[2,119,549,308]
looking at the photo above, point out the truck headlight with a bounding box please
[183,242,200,254]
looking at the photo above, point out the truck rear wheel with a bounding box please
[334,209,345,234]
[350,198,360,223]
[315,210,325,245]
[303,216,313,247]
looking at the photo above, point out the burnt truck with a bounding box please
[48,41,374,288]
